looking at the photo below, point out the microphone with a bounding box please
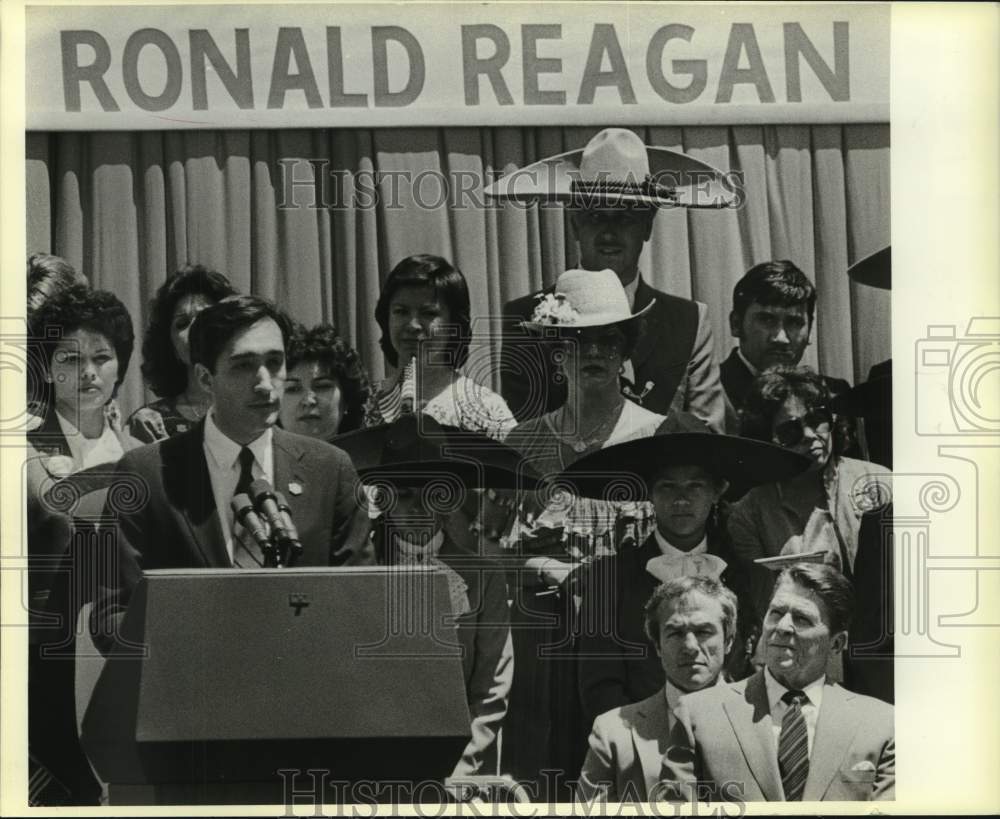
[250,478,294,566]
[231,493,277,566]
[274,491,305,565]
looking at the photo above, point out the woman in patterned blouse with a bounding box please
[364,254,515,441]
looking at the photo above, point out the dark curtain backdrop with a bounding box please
[26,125,890,419]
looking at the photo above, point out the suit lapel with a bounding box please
[722,672,783,801]
[168,424,230,567]
[272,428,309,526]
[630,693,672,798]
[803,683,861,800]
[628,278,662,371]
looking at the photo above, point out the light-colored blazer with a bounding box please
[577,689,674,803]
[663,670,895,802]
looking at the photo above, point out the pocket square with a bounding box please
[851,760,877,772]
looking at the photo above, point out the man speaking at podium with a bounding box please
[96,295,370,639]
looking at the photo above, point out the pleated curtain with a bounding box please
[25,124,890,418]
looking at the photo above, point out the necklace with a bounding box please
[555,399,626,454]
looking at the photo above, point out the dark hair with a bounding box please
[644,575,738,645]
[26,254,88,319]
[189,295,293,372]
[29,285,135,408]
[731,260,816,326]
[141,265,237,397]
[374,255,472,369]
[286,323,371,433]
[774,563,854,633]
[740,365,851,456]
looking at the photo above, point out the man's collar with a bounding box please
[736,348,761,377]
[664,674,722,713]
[203,409,272,470]
[764,665,826,709]
[654,529,708,558]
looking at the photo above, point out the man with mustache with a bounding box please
[96,295,370,632]
[722,261,850,434]
[493,128,727,432]
[661,563,894,802]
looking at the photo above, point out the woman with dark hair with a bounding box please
[728,365,891,622]
[279,323,370,439]
[27,285,136,473]
[25,284,136,805]
[365,254,514,440]
[27,253,89,319]
[127,264,237,443]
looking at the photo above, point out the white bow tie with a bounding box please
[645,553,728,584]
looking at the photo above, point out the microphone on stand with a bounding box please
[250,478,296,566]
[274,491,304,565]
[231,493,279,567]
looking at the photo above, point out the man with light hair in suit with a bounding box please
[662,562,894,802]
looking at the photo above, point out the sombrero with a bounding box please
[485,128,736,208]
[331,414,540,490]
[848,246,891,290]
[556,432,812,500]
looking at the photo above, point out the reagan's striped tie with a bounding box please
[778,690,809,801]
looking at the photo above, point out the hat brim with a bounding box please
[485,145,736,209]
[848,246,891,290]
[556,433,812,499]
[331,420,540,490]
[519,297,654,333]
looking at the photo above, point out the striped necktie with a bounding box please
[778,689,809,801]
[232,447,264,567]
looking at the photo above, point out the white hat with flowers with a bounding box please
[522,268,653,332]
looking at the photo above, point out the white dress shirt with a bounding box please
[54,409,125,471]
[764,666,826,756]
[202,411,274,561]
[623,272,641,311]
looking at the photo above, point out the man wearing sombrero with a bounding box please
[488,128,732,432]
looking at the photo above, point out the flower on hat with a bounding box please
[530,292,580,326]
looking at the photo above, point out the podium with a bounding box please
[81,567,472,805]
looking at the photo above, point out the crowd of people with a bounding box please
[25,128,894,806]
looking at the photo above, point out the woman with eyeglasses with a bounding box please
[727,365,891,623]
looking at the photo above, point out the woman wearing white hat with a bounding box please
[501,267,705,794]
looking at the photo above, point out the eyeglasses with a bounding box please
[772,407,833,448]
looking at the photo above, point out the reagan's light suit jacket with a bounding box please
[663,670,895,802]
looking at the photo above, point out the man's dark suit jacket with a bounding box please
[720,347,851,435]
[97,422,372,626]
[577,531,753,727]
[500,278,724,431]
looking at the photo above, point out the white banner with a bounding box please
[26,3,889,130]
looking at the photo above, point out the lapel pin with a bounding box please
[288,481,303,496]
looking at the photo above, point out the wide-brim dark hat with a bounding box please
[829,375,892,417]
[556,432,811,500]
[485,127,736,208]
[848,246,891,290]
[331,414,540,490]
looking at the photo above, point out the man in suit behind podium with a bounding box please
[98,296,370,634]
[662,562,894,802]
